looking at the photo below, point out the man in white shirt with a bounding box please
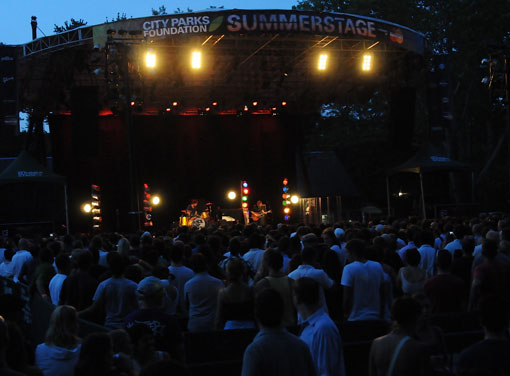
[11,238,33,283]
[49,253,71,305]
[341,239,386,321]
[294,277,345,376]
[168,242,194,314]
[242,233,265,274]
[289,247,333,316]
[417,230,437,278]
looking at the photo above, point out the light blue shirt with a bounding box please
[243,248,265,273]
[93,277,138,328]
[444,239,463,256]
[184,272,223,332]
[300,308,345,376]
[397,241,416,262]
[242,328,317,376]
[418,244,436,278]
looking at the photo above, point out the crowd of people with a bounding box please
[0,213,510,376]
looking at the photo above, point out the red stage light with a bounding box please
[212,101,218,106]
[130,101,135,107]
[243,188,249,195]
[283,178,288,186]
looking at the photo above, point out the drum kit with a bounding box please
[179,202,212,229]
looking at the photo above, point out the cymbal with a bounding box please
[205,202,213,205]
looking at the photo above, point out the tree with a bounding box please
[53,18,87,33]
[152,6,168,16]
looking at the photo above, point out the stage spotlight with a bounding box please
[82,203,92,213]
[151,195,161,206]
[145,51,156,68]
[362,53,373,71]
[281,101,287,106]
[191,51,202,69]
[290,195,299,204]
[252,101,258,107]
[243,105,249,112]
[318,53,328,71]
[228,191,237,200]
[212,101,218,107]
[172,101,179,107]
[284,207,291,214]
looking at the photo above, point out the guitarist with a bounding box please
[251,200,270,225]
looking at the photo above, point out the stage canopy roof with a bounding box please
[17,9,427,115]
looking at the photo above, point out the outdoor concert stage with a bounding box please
[16,9,426,231]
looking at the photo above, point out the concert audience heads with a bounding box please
[263,249,283,272]
[137,276,165,309]
[404,248,421,267]
[74,333,114,376]
[436,250,452,272]
[18,238,30,251]
[301,233,318,249]
[418,229,434,247]
[55,253,71,274]
[228,237,242,257]
[293,277,320,309]
[170,243,185,264]
[460,237,475,256]
[248,233,264,250]
[117,237,131,258]
[301,247,316,265]
[345,239,366,261]
[481,240,498,260]
[226,258,245,282]
[45,305,80,348]
[254,289,284,328]
[107,251,126,277]
[189,253,207,273]
[391,296,422,328]
[75,251,93,270]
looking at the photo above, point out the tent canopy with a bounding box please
[0,151,65,185]
[388,143,471,175]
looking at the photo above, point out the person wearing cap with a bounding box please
[125,276,182,360]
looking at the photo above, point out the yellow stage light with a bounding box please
[191,51,202,69]
[362,54,372,71]
[145,51,156,68]
[318,54,328,71]
[151,195,161,206]
[290,195,299,204]
[284,207,291,214]
[82,203,92,213]
[228,191,237,200]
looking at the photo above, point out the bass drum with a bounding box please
[191,217,206,229]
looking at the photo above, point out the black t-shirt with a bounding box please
[456,339,510,376]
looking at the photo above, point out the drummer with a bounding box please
[185,199,200,218]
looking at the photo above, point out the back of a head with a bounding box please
[345,239,365,259]
[117,238,131,257]
[18,238,30,251]
[75,332,113,376]
[137,276,165,308]
[418,229,434,246]
[228,237,242,257]
[45,305,78,348]
[436,250,452,270]
[226,258,245,282]
[460,237,475,256]
[189,253,207,273]
[481,239,498,260]
[107,251,125,277]
[301,247,316,264]
[169,243,184,263]
[391,296,422,327]
[4,249,15,261]
[248,233,263,249]
[263,249,283,271]
[39,247,53,263]
[294,277,320,308]
[255,288,284,328]
[55,253,71,273]
[404,248,421,267]
[75,250,93,270]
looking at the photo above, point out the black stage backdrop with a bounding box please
[49,114,299,231]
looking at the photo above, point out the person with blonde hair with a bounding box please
[35,305,81,376]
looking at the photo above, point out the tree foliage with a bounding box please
[53,18,87,33]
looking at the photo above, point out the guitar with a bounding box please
[251,210,272,221]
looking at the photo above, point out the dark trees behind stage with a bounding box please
[49,114,298,231]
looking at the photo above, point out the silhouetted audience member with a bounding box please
[397,248,426,295]
[35,306,81,376]
[455,295,510,375]
[241,288,316,376]
[0,315,25,376]
[59,251,98,310]
[48,253,70,306]
[294,277,345,376]
[74,333,115,376]
[470,239,510,311]
[127,323,169,374]
[215,258,255,330]
[369,297,431,376]
[424,250,466,313]
[341,239,386,321]
[184,253,223,332]
[79,252,137,328]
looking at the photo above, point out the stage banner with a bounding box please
[93,10,425,54]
